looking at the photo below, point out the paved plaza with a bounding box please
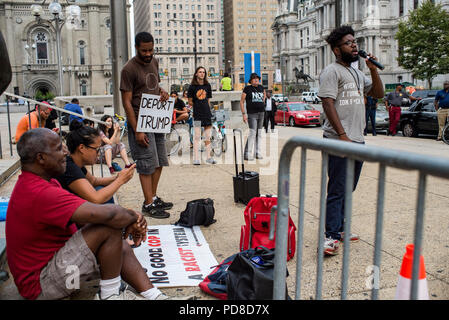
[0,111,448,300]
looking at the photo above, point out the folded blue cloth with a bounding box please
[0,201,8,221]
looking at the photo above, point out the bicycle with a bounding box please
[113,114,131,158]
[209,109,229,156]
[165,125,181,156]
[442,114,449,145]
[113,114,128,140]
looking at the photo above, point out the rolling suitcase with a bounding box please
[233,129,260,204]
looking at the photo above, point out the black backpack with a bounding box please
[175,198,216,227]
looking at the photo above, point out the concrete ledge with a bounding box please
[0,238,6,269]
[0,159,20,187]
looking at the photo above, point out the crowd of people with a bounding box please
[5,27,448,301]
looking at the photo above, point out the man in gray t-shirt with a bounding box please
[319,64,372,142]
[317,25,384,256]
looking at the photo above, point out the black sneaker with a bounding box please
[154,196,173,210]
[141,202,170,219]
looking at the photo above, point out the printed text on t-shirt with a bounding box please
[340,83,363,106]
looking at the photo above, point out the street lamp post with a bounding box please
[54,14,63,96]
[31,1,81,96]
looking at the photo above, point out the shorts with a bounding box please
[193,116,212,127]
[127,126,169,175]
[98,143,126,162]
[37,229,100,300]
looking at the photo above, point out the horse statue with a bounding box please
[293,67,313,84]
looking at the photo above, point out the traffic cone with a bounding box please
[395,244,429,300]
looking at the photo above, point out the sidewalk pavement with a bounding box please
[0,120,448,300]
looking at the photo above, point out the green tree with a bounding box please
[395,0,449,89]
[35,90,55,101]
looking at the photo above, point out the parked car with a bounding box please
[399,89,438,110]
[319,105,390,133]
[300,91,321,104]
[411,89,438,99]
[275,102,321,127]
[399,98,438,137]
[272,93,288,103]
[366,105,390,133]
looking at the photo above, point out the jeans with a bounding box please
[244,112,265,158]
[325,154,363,240]
[364,108,376,135]
[95,186,115,204]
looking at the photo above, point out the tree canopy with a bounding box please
[395,0,449,89]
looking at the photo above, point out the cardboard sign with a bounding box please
[133,225,218,288]
[136,94,175,133]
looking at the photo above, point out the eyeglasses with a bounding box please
[339,40,357,47]
[85,145,101,153]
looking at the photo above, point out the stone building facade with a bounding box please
[223,0,278,91]
[0,0,130,100]
[133,0,223,91]
[272,0,449,90]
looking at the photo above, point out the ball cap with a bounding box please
[35,100,52,111]
[249,72,261,82]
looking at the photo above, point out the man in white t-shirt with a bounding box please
[318,25,384,256]
[263,91,277,133]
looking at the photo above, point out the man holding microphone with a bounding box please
[318,25,384,256]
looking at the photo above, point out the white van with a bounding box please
[301,92,321,104]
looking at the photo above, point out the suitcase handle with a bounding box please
[269,205,277,241]
[233,128,245,177]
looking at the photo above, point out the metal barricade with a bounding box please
[1,92,107,158]
[270,136,449,300]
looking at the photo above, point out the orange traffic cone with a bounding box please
[395,244,429,300]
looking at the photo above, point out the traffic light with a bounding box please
[164,69,168,76]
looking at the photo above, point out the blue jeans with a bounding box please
[364,108,376,135]
[325,154,363,240]
[95,186,115,204]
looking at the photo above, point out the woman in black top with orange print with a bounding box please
[188,66,216,165]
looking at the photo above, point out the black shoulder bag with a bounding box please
[175,198,216,227]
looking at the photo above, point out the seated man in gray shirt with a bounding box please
[318,25,384,256]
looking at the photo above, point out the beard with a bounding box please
[138,52,153,64]
[341,50,359,64]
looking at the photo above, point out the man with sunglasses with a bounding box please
[318,25,384,256]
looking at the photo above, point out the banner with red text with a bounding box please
[133,225,218,287]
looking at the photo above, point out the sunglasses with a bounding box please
[85,145,101,153]
[339,40,357,47]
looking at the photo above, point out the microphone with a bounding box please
[358,50,385,70]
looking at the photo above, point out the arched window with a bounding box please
[80,80,87,96]
[78,41,86,65]
[35,32,49,64]
[106,39,112,63]
[108,79,113,94]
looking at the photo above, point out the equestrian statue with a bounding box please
[293,67,313,84]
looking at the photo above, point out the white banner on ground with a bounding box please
[133,225,218,288]
[136,94,175,133]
